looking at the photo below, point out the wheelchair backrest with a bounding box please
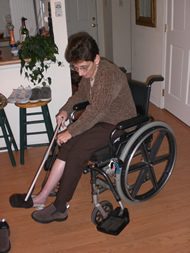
[128,80,151,116]
[128,76,164,116]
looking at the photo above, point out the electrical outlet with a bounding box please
[55,2,62,17]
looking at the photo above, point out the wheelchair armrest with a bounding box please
[70,101,89,123]
[73,101,89,111]
[116,114,150,130]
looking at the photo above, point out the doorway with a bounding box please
[65,0,98,42]
[165,0,190,126]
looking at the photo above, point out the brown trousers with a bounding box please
[54,122,116,212]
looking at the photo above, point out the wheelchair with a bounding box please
[9,74,176,235]
[69,75,177,235]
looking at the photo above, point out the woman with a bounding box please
[30,33,136,223]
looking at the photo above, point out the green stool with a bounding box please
[15,101,53,165]
[0,108,18,167]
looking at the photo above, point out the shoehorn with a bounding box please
[24,118,63,202]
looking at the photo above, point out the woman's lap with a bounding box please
[57,122,115,162]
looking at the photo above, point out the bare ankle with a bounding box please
[32,195,46,205]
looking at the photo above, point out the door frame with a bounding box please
[93,0,105,56]
[161,0,168,109]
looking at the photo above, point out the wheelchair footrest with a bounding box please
[96,207,130,236]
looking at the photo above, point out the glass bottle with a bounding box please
[9,25,16,45]
[20,17,29,42]
[9,24,18,56]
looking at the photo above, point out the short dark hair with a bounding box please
[65,33,99,64]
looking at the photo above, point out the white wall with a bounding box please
[102,0,113,62]
[0,0,72,149]
[112,0,131,71]
[131,0,165,108]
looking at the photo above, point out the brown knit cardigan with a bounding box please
[59,59,137,137]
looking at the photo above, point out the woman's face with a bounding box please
[71,55,100,79]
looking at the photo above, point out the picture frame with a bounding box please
[135,0,156,27]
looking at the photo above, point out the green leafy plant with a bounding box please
[18,34,62,86]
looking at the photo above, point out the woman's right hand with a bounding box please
[56,110,68,128]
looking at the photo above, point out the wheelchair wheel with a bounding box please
[91,201,113,225]
[116,121,177,204]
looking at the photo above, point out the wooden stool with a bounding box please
[0,108,18,167]
[15,101,53,165]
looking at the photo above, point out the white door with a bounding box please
[165,0,190,126]
[65,0,98,42]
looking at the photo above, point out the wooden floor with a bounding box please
[0,103,189,253]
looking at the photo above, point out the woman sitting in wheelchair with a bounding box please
[10,32,137,224]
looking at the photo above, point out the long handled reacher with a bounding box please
[9,118,63,208]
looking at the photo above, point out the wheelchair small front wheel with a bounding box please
[91,201,113,225]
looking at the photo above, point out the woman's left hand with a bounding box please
[57,130,72,145]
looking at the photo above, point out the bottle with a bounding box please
[9,24,18,56]
[20,17,29,42]
[9,25,16,45]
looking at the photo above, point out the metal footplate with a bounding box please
[96,207,130,236]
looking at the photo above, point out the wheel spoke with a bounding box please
[153,154,170,165]
[150,131,166,161]
[140,142,150,162]
[131,168,149,198]
[149,167,158,189]
[128,161,147,173]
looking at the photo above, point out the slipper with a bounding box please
[9,194,33,209]
[9,194,45,210]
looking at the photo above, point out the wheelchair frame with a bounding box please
[71,75,177,235]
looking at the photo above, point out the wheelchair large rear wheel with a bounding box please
[116,122,177,204]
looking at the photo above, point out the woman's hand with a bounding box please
[57,130,72,145]
[56,110,68,128]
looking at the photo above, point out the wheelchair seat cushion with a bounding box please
[90,145,113,167]
[90,132,132,168]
